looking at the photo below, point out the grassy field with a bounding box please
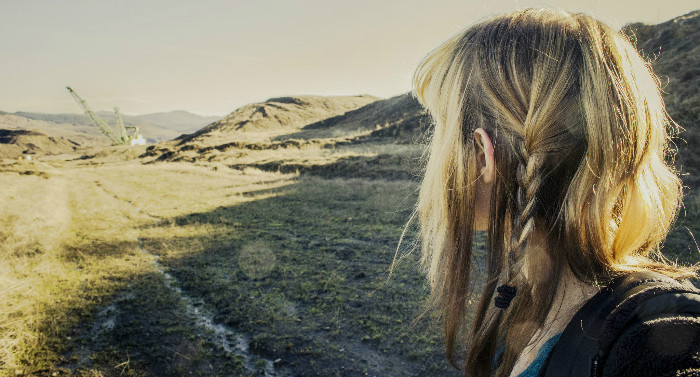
[0,158,468,377]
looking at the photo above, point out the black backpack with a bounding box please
[539,271,700,377]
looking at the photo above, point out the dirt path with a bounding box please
[52,166,293,376]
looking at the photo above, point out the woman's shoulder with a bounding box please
[539,271,700,377]
[600,275,700,377]
[602,311,700,377]
[599,273,700,342]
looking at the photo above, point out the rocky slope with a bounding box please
[284,93,427,143]
[624,10,700,186]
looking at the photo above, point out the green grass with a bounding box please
[139,176,458,376]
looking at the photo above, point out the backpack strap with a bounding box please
[540,271,700,377]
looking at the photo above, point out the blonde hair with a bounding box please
[413,8,696,376]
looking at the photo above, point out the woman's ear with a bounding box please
[474,128,495,184]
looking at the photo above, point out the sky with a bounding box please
[1,0,699,116]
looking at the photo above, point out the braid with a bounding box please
[496,142,543,309]
[511,150,542,264]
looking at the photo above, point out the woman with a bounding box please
[412,8,700,377]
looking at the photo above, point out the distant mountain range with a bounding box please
[0,110,220,145]
[105,110,221,133]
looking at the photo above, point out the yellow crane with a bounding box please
[66,87,145,146]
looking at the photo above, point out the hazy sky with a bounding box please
[1,0,698,116]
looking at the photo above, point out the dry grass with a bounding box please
[0,173,72,369]
[0,160,297,375]
[0,167,150,373]
[81,162,296,218]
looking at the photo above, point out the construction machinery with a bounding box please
[66,86,145,146]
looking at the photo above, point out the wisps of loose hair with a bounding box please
[412,8,696,377]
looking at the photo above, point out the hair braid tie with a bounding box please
[495,284,518,309]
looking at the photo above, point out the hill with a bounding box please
[179,95,379,143]
[143,94,426,179]
[0,113,108,148]
[0,129,79,159]
[623,10,700,187]
[278,93,426,142]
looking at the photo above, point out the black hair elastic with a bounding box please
[494,284,517,309]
